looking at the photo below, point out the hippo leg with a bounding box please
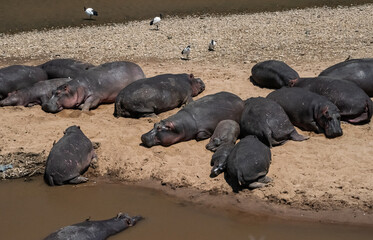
[290,130,309,141]
[68,176,89,184]
[196,131,212,141]
[310,120,322,133]
[248,176,272,189]
[81,96,101,111]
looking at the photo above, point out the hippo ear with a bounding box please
[321,106,329,116]
[189,74,194,79]
[288,78,298,87]
[163,121,175,130]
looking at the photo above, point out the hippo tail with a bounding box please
[367,99,373,121]
[290,130,309,142]
[44,173,55,186]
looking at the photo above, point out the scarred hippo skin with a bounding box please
[210,143,235,178]
[290,76,372,124]
[141,91,244,148]
[0,65,48,100]
[240,97,308,148]
[0,78,72,107]
[205,120,240,152]
[319,58,373,97]
[266,87,343,138]
[44,125,96,186]
[42,61,145,113]
[44,213,143,240]
[250,60,299,89]
[225,135,272,192]
[38,58,95,79]
[114,73,205,118]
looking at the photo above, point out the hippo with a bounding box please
[38,58,95,79]
[0,65,48,100]
[42,61,145,113]
[290,76,372,124]
[267,87,343,138]
[225,135,272,192]
[240,97,308,147]
[250,60,299,89]
[0,78,72,107]
[141,91,244,148]
[210,143,235,178]
[44,125,96,186]
[319,58,373,96]
[205,120,240,152]
[114,73,205,118]
[44,213,143,240]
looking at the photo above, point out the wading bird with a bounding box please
[208,40,217,51]
[84,7,98,19]
[150,14,162,30]
[181,45,191,60]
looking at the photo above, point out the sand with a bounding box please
[1,4,373,225]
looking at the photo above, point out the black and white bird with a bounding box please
[208,40,217,51]
[84,7,98,19]
[150,14,162,30]
[181,45,191,60]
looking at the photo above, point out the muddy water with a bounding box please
[1,0,372,33]
[1,177,372,240]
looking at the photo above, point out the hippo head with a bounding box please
[42,83,84,113]
[189,74,205,97]
[209,143,234,178]
[115,213,143,227]
[0,91,21,106]
[206,137,222,152]
[141,120,186,148]
[63,125,81,135]
[316,106,343,138]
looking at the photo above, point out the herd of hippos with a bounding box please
[1,57,373,239]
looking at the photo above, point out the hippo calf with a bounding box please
[44,125,96,186]
[38,58,95,79]
[42,61,145,113]
[240,97,308,147]
[0,78,72,107]
[205,120,240,152]
[250,60,299,89]
[44,213,143,240]
[210,143,235,178]
[319,58,373,97]
[141,91,244,147]
[0,65,48,100]
[114,73,205,118]
[225,135,272,192]
[267,87,343,138]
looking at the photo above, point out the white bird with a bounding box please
[208,40,217,51]
[84,7,98,19]
[150,14,162,30]
[181,45,191,60]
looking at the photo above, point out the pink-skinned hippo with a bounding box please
[38,58,95,79]
[42,61,145,113]
[114,73,205,118]
[141,91,244,147]
[0,65,48,100]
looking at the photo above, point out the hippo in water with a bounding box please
[141,92,244,147]
[240,97,308,147]
[267,87,343,138]
[44,125,96,186]
[205,120,240,152]
[0,65,48,100]
[225,135,272,192]
[114,73,205,118]
[319,58,373,97]
[44,213,143,240]
[290,76,372,124]
[0,78,72,107]
[210,143,235,178]
[42,61,145,113]
[250,60,299,89]
[38,58,95,79]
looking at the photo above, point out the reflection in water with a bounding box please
[0,0,371,33]
[0,177,372,240]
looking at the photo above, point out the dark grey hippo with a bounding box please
[250,60,299,89]
[210,143,235,178]
[290,76,372,124]
[319,58,373,97]
[141,91,244,147]
[267,87,343,138]
[205,120,240,152]
[42,61,145,113]
[0,65,48,100]
[38,58,95,79]
[240,97,308,147]
[225,135,272,192]
[44,125,96,186]
[44,213,143,240]
[114,73,205,118]
[0,78,72,107]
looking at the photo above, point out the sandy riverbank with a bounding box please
[0,4,373,225]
